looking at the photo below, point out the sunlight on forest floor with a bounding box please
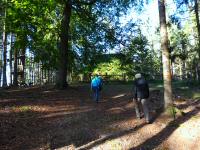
[0,83,200,150]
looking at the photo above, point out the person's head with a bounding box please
[135,73,142,79]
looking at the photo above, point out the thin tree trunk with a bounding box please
[2,0,7,87]
[158,0,173,108]
[10,34,13,85]
[194,0,200,55]
[32,59,34,84]
[13,48,18,86]
[0,68,2,87]
[194,0,200,81]
[179,59,183,80]
[2,31,7,87]
[182,59,186,79]
[185,61,188,79]
[21,48,26,83]
[38,63,40,85]
[56,1,72,89]
[32,63,36,85]
[48,69,50,83]
[41,63,44,82]
[195,64,199,80]
[171,62,174,78]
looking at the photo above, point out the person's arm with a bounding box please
[100,78,103,86]
[146,82,149,97]
[91,80,93,91]
[134,86,137,99]
[98,76,102,85]
[144,80,149,98]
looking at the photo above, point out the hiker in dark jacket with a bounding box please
[133,73,151,123]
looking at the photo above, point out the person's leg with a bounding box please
[134,98,141,119]
[92,87,97,102]
[141,99,150,123]
[96,88,99,103]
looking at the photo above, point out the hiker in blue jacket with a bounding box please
[91,74,102,103]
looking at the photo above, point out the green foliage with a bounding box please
[69,1,144,76]
[93,58,125,75]
[2,0,161,84]
[89,33,161,80]
[5,0,142,74]
[165,105,185,119]
[121,34,161,78]
[168,7,200,79]
[169,25,189,61]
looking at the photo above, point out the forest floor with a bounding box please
[0,83,200,150]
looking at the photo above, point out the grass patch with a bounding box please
[193,93,200,99]
[76,80,199,100]
[149,80,200,99]
[18,106,32,112]
[174,88,200,99]
[11,106,33,112]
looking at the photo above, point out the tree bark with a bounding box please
[2,31,7,87]
[2,0,7,87]
[21,48,26,83]
[10,34,13,85]
[13,48,18,86]
[56,1,72,89]
[179,59,183,80]
[194,0,200,81]
[194,0,200,52]
[158,0,173,108]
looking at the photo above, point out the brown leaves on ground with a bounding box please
[0,85,200,150]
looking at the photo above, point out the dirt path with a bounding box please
[0,85,200,150]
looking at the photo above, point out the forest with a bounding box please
[0,0,200,150]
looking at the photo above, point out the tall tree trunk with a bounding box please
[48,69,50,83]
[179,59,183,80]
[2,31,7,87]
[32,58,34,84]
[194,0,200,81]
[194,0,200,53]
[21,48,26,83]
[2,0,7,87]
[38,63,40,85]
[171,62,174,78]
[182,59,186,79]
[0,67,2,87]
[195,64,199,80]
[158,0,173,108]
[13,48,18,86]
[56,1,72,89]
[33,62,35,84]
[10,34,13,85]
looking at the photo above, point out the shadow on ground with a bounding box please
[129,105,200,149]
[0,85,136,150]
[0,84,199,150]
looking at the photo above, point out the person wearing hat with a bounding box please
[91,73,102,103]
[133,73,151,123]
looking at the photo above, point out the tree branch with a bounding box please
[74,0,97,5]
